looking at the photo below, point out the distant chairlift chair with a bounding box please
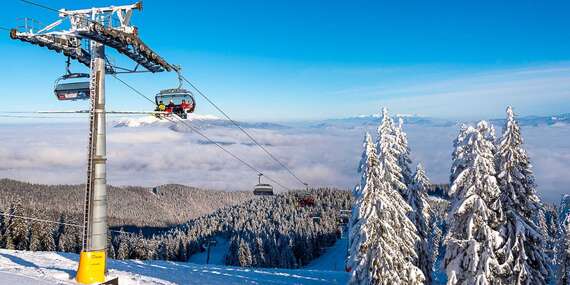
[253,174,274,196]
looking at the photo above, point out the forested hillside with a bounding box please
[110,188,352,268]
[0,179,253,227]
[0,187,352,269]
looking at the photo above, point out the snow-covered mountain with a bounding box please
[310,114,455,130]
[310,113,570,130]
[113,114,289,130]
[489,113,570,127]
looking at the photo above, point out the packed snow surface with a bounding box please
[0,249,348,284]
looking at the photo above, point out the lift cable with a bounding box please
[178,74,308,188]
[0,114,84,119]
[166,115,292,191]
[0,211,132,235]
[20,0,60,13]
[16,0,308,190]
[110,75,293,191]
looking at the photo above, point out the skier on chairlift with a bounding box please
[157,101,166,111]
[166,100,176,112]
[180,99,192,113]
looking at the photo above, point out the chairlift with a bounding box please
[53,57,90,101]
[155,69,195,119]
[253,174,274,196]
[297,183,315,207]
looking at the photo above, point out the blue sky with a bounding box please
[1,0,570,121]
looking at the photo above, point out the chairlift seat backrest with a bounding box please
[54,81,90,101]
[254,183,274,196]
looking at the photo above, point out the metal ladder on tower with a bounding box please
[81,58,98,250]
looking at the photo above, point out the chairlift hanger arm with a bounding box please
[10,1,175,74]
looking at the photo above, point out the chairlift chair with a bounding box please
[155,88,195,119]
[155,68,196,119]
[297,183,315,207]
[54,58,90,101]
[253,174,274,196]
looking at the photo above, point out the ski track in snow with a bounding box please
[0,249,349,285]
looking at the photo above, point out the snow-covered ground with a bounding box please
[0,249,349,284]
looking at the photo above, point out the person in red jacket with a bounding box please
[180,99,190,111]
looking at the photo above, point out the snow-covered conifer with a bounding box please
[354,132,375,199]
[394,117,413,187]
[444,121,503,285]
[449,124,469,197]
[407,163,434,281]
[496,106,549,284]
[408,163,433,233]
[348,122,425,284]
[559,217,570,285]
[238,238,253,267]
[376,108,406,194]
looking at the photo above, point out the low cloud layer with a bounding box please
[0,117,567,203]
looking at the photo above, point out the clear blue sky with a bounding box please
[1,0,570,121]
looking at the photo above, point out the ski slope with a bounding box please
[0,249,349,284]
[187,237,229,265]
[305,229,348,271]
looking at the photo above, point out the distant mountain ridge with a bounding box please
[113,115,290,130]
[489,113,570,127]
[315,112,570,129]
[112,112,569,132]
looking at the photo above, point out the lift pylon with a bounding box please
[9,2,176,284]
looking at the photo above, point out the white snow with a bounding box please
[0,271,52,285]
[0,249,348,285]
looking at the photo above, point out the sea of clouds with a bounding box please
[0,115,567,203]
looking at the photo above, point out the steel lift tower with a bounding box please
[10,2,176,283]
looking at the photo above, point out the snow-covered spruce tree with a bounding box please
[408,163,433,236]
[496,106,549,284]
[559,215,570,285]
[354,132,376,200]
[409,163,435,275]
[378,107,429,283]
[449,124,469,197]
[376,108,406,195]
[558,196,570,285]
[394,117,413,187]
[238,238,253,267]
[348,132,375,268]
[348,129,425,284]
[444,121,503,285]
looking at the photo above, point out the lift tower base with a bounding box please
[76,251,107,284]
